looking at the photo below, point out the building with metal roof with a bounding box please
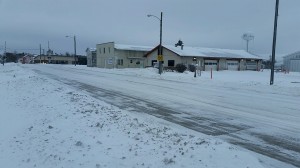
[145,45,262,71]
[283,51,300,72]
[91,42,262,71]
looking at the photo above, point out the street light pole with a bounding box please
[74,36,77,66]
[66,35,77,66]
[148,12,163,74]
[39,44,42,63]
[270,0,279,85]
[159,12,163,75]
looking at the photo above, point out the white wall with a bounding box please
[96,42,115,68]
[146,47,182,67]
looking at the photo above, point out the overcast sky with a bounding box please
[0,0,299,57]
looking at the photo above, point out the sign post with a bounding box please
[193,57,197,78]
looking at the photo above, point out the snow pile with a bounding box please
[0,63,265,168]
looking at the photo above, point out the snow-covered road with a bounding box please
[21,64,300,167]
[1,63,270,168]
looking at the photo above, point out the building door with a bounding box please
[227,60,239,70]
[246,61,257,70]
[92,54,96,67]
[204,60,218,71]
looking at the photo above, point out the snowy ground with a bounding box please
[1,63,299,168]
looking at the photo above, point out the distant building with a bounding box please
[283,51,300,72]
[145,45,262,71]
[86,48,97,67]
[19,55,34,64]
[96,42,153,68]
[33,55,86,65]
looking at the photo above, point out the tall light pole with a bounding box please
[148,12,163,74]
[242,33,254,52]
[270,0,279,85]
[66,35,77,66]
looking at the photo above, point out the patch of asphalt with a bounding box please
[33,69,300,168]
[227,136,300,168]
[72,81,249,135]
[254,134,300,154]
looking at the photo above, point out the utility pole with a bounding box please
[47,41,50,64]
[3,41,6,65]
[43,49,45,63]
[39,44,42,63]
[270,0,279,85]
[66,35,77,66]
[74,36,77,66]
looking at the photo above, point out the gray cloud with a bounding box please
[0,0,299,57]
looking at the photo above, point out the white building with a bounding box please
[145,45,262,71]
[95,42,153,68]
[91,42,262,71]
[283,51,300,72]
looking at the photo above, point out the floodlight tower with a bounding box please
[242,33,254,52]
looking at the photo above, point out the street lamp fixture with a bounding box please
[66,35,77,66]
[147,12,163,74]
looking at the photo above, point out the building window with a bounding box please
[151,60,157,66]
[117,59,123,65]
[168,60,175,67]
[108,47,111,53]
[103,48,105,54]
